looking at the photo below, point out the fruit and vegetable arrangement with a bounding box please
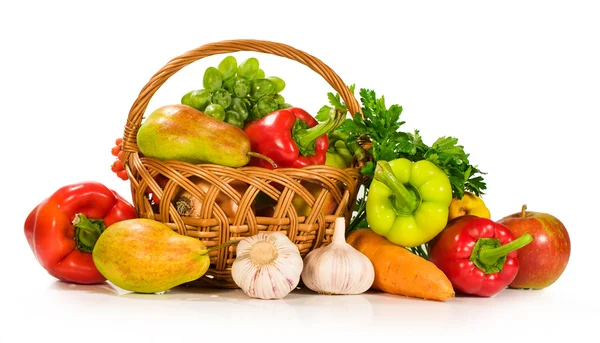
[25,42,571,302]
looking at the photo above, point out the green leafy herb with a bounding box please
[316,84,355,121]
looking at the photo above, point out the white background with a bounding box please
[1,0,598,342]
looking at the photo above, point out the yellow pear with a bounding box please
[448,192,491,220]
[93,218,220,294]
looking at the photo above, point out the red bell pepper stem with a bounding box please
[374,160,419,214]
[471,232,534,274]
[72,213,105,253]
[294,108,343,154]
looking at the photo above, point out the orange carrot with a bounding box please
[346,228,455,301]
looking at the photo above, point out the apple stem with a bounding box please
[521,204,527,218]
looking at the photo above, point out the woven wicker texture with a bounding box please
[121,39,364,288]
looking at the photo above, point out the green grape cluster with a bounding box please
[181,55,292,128]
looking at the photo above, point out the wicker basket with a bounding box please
[121,39,365,288]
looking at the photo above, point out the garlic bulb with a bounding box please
[301,217,375,295]
[231,231,303,300]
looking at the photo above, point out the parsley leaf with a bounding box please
[316,105,332,122]
[316,84,355,122]
[327,92,345,109]
[332,87,486,198]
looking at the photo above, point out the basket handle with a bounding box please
[122,39,362,151]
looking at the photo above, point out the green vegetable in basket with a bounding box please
[204,103,226,121]
[223,77,236,92]
[233,78,251,98]
[180,55,292,127]
[250,78,276,100]
[325,140,353,169]
[253,96,279,120]
[237,57,259,80]
[212,89,232,109]
[268,76,286,94]
[182,89,212,111]
[225,110,244,129]
[230,97,249,121]
[218,56,237,80]
[203,67,222,92]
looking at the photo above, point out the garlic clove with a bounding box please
[301,217,375,295]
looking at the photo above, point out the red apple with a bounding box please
[497,204,571,289]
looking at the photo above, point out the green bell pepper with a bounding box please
[325,140,353,168]
[325,152,350,169]
[366,158,453,247]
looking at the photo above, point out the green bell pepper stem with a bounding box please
[295,108,344,152]
[478,233,534,266]
[72,213,104,253]
[470,233,534,274]
[374,160,419,214]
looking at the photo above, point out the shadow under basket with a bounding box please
[120,39,366,289]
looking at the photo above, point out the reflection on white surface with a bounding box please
[2,243,590,342]
[43,278,562,328]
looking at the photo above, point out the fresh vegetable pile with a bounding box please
[27,51,572,302]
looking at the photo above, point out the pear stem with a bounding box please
[247,151,278,168]
[199,240,239,255]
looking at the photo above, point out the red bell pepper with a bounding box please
[24,181,137,284]
[428,215,533,297]
[243,107,343,169]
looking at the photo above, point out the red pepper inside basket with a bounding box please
[243,107,344,169]
[24,181,138,284]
